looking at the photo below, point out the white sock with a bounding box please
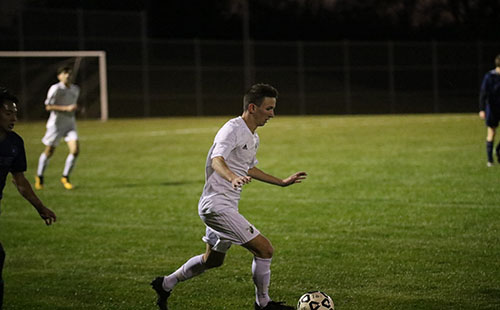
[252,257,272,307]
[163,254,206,291]
[62,154,77,177]
[37,153,49,177]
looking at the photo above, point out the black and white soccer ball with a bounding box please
[297,291,334,310]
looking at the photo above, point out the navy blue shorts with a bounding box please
[486,105,500,128]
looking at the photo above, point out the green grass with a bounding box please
[1,114,499,310]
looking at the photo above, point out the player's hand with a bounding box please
[231,176,252,189]
[281,171,307,187]
[66,104,77,112]
[479,111,486,119]
[37,206,57,225]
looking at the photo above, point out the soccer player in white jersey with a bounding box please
[35,66,80,190]
[151,83,307,310]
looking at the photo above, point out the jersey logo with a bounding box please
[242,144,248,150]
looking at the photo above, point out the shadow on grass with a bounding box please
[120,180,204,188]
[79,179,204,190]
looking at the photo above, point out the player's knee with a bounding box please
[205,258,224,269]
[69,144,79,156]
[45,147,55,157]
[266,245,274,258]
[204,252,225,269]
[258,244,274,259]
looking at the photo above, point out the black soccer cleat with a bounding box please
[254,300,295,310]
[151,277,171,310]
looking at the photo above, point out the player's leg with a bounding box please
[486,126,496,166]
[494,113,500,163]
[243,235,293,309]
[243,234,274,258]
[243,235,275,308]
[496,138,500,163]
[485,107,499,166]
[164,244,225,291]
[151,244,226,310]
[64,139,79,177]
[61,134,79,190]
[35,145,56,190]
[37,125,61,189]
[0,242,5,309]
[151,223,229,309]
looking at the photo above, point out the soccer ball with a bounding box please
[297,291,334,310]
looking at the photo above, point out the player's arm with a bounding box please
[479,75,489,119]
[45,104,77,112]
[44,87,77,112]
[247,166,307,187]
[211,156,251,189]
[11,172,56,225]
[479,90,487,119]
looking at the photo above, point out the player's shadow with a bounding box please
[119,180,203,188]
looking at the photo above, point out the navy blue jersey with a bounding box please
[480,69,500,112]
[0,132,27,200]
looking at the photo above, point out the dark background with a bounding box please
[3,0,500,41]
[0,0,499,119]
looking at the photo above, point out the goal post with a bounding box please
[0,50,108,121]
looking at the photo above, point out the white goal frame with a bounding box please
[0,50,108,121]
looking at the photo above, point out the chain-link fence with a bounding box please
[1,8,499,119]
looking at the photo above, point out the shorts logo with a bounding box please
[243,144,248,150]
[248,226,254,234]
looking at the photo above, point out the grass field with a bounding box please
[1,114,499,310]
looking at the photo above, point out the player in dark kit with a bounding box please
[479,54,500,166]
[0,88,56,310]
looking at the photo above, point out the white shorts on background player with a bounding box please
[41,121,78,146]
[198,116,260,253]
[42,82,79,146]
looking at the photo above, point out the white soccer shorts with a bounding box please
[200,207,260,253]
[42,123,78,146]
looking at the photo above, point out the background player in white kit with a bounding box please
[151,83,307,310]
[35,66,80,190]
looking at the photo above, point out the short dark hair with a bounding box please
[0,87,19,106]
[496,54,500,68]
[57,66,72,75]
[243,83,279,111]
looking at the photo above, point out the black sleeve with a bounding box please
[479,91,487,111]
[479,73,489,111]
[10,137,27,173]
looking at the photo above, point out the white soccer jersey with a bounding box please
[199,116,259,211]
[44,82,80,128]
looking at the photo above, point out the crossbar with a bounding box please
[0,51,108,121]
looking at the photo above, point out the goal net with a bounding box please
[0,51,108,121]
